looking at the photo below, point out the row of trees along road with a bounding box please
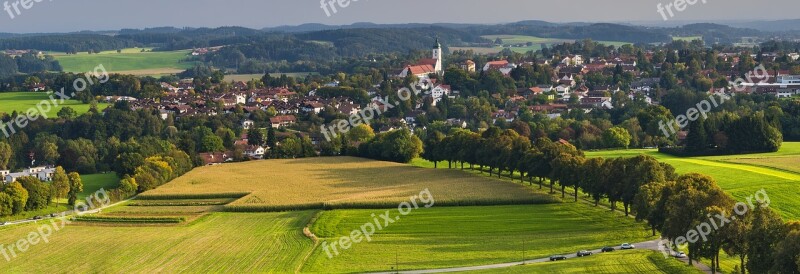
[421,126,800,274]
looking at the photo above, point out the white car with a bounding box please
[675,251,686,258]
[621,243,635,249]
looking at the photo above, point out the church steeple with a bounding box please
[432,37,443,75]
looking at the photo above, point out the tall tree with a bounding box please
[51,167,70,206]
[0,141,11,170]
[67,172,83,206]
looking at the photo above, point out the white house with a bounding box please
[556,85,571,97]
[244,145,266,159]
[561,55,584,65]
[242,120,255,130]
[430,85,452,105]
[4,167,55,184]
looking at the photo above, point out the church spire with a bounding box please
[433,38,441,49]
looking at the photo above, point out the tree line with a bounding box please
[420,126,800,273]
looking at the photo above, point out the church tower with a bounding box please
[432,38,442,75]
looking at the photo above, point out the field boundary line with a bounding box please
[713,158,800,177]
[673,158,800,181]
[297,210,323,273]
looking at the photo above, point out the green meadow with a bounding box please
[0,92,109,117]
[302,204,655,273]
[52,48,195,75]
[586,142,800,220]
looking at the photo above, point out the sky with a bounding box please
[0,0,796,33]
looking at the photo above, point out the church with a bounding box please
[399,39,443,79]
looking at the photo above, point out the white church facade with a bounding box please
[399,39,444,79]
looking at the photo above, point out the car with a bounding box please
[601,246,615,252]
[50,213,58,217]
[0,221,6,226]
[549,255,567,261]
[674,251,686,258]
[32,216,43,220]
[576,250,592,257]
[621,243,635,250]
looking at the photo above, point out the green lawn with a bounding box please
[302,204,655,273]
[585,143,800,220]
[78,173,120,200]
[467,250,702,274]
[53,48,195,75]
[0,92,108,116]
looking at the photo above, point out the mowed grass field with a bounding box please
[302,205,655,273]
[0,211,315,273]
[142,157,555,210]
[452,35,631,54]
[586,142,800,220]
[0,92,109,116]
[52,48,195,75]
[468,250,702,274]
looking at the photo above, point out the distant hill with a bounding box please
[729,19,800,32]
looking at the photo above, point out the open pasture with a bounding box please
[0,92,109,116]
[52,48,195,75]
[586,142,800,220]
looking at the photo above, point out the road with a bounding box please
[369,239,712,274]
[0,197,134,227]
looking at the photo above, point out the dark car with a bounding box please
[549,255,567,261]
[577,250,592,257]
[601,246,615,252]
[32,216,43,220]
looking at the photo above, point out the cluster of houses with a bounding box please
[467,50,800,121]
[0,166,56,184]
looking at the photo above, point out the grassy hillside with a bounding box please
[303,204,655,273]
[586,142,800,220]
[0,92,109,116]
[142,157,556,210]
[52,48,195,75]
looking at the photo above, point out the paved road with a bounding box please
[369,239,712,274]
[0,198,134,227]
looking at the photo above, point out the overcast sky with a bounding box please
[0,0,796,33]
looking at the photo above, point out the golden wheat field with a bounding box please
[142,157,554,210]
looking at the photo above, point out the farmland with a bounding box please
[451,35,631,54]
[0,92,109,116]
[0,211,315,273]
[142,157,556,210]
[585,142,800,220]
[469,250,702,274]
[302,204,655,273]
[52,48,195,76]
[0,156,668,273]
